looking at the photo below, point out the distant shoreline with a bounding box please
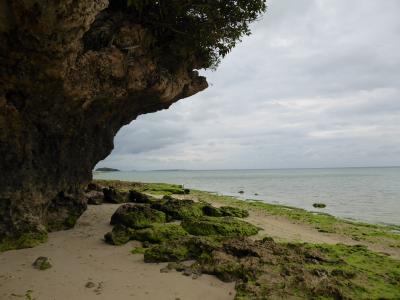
[96,166,400,172]
[95,167,120,172]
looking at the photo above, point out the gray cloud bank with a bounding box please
[97,0,400,170]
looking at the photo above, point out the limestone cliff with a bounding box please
[0,0,207,245]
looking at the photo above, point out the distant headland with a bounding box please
[95,167,120,172]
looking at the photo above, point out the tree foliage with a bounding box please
[117,0,267,69]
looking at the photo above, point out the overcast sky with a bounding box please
[97,0,400,170]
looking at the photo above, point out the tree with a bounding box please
[118,0,267,69]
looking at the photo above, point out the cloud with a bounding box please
[97,0,400,170]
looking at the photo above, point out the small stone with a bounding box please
[238,190,244,194]
[94,282,104,295]
[160,267,170,273]
[32,256,52,270]
[85,281,96,288]
[313,203,326,208]
[183,268,192,276]
[167,262,185,271]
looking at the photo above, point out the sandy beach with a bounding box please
[0,204,235,300]
[1,185,399,299]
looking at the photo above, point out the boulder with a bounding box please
[103,187,130,204]
[151,198,204,220]
[129,190,152,203]
[110,204,166,229]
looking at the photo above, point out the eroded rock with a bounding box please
[0,0,207,245]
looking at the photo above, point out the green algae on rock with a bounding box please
[32,256,52,270]
[103,187,130,204]
[99,180,400,299]
[190,189,400,249]
[132,224,189,243]
[181,216,259,237]
[105,220,188,246]
[0,231,48,252]
[143,236,223,263]
[202,205,249,218]
[129,190,154,203]
[146,235,400,300]
[104,224,134,245]
[110,204,166,229]
[151,198,205,220]
[131,247,146,254]
[142,183,187,196]
[144,239,192,263]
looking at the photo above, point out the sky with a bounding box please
[96,0,400,171]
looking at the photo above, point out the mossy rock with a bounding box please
[219,206,249,218]
[0,231,48,252]
[202,205,249,218]
[144,240,191,262]
[103,187,130,203]
[181,216,259,237]
[313,203,326,208]
[129,190,153,203]
[143,236,223,263]
[33,256,52,270]
[104,224,134,245]
[151,198,204,220]
[105,221,188,245]
[46,213,80,232]
[110,204,166,229]
[132,223,189,243]
[131,247,146,254]
[202,205,222,217]
[200,251,248,282]
[183,236,224,257]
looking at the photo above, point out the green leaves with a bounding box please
[124,0,267,69]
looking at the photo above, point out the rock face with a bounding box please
[0,1,207,244]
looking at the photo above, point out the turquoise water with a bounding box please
[93,167,400,225]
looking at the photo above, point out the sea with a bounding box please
[93,167,400,226]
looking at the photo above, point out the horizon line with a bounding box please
[95,165,400,172]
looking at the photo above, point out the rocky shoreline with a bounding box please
[1,179,399,299]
